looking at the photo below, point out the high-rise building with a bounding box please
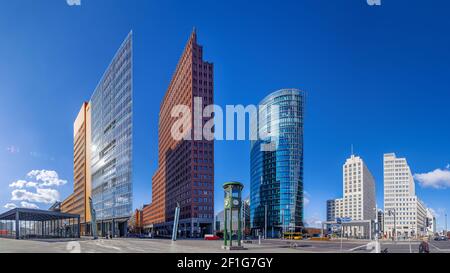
[61,102,92,235]
[426,208,436,235]
[334,155,376,238]
[250,89,305,238]
[335,155,376,221]
[383,153,427,239]
[326,200,336,222]
[326,200,336,232]
[377,209,384,234]
[90,32,133,237]
[143,30,214,237]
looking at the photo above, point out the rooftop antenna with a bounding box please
[351,144,354,157]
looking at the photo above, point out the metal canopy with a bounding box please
[0,208,79,222]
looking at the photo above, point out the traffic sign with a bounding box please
[336,217,352,224]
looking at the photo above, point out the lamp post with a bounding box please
[388,209,396,241]
[264,204,268,240]
[445,212,448,236]
[374,206,378,240]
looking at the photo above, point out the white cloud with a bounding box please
[9,180,28,188]
[304,214,323,228]
[20,201,39,209]
[4,203,17,209]
[9,180,38,189]
[66,0,81,6]
[6,146,20,154]
[414,168,450,189]
[447,164,450,169]
[5,170,66,209]
[428,208,439,218]
[27,170,67,187]
[12,188,60,204]
[304,191,311,206]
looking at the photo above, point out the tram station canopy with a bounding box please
[0,208,80,240]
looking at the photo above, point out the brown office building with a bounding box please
[61,102,92,235]
[143,30,214,237]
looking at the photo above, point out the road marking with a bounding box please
[87,239,122,251]
[348,244,368,252]
[430,243,450,252]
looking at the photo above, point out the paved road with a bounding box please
[1,237,449,253]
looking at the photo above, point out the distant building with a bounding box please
[333,154,376,238]
[426,208,436,235]
[326,200,336,232]
[215,197,251,236]
[215,210,224,232]
[128,207,145,235]
[326,200,336,222]
[383,153,427,239]
[242,198,251,235]
[377,210,384,234]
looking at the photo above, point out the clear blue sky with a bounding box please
[1,0,449,230]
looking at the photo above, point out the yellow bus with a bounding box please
[283,232,303,240]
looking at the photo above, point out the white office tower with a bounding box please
[334,155,376,238]
[383,153,427,239]
[426,208,437,236]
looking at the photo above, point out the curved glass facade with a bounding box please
[250,89,305,237]
[90,32,133,236]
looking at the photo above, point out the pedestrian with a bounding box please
[419,238,430,253]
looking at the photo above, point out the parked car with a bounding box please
[204,234,220,241]
[434,236,448,241]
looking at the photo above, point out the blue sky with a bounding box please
[0,0,449,230]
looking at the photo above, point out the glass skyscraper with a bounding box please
[250,89,305,238]
[90,32,133,237]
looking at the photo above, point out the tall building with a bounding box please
[90,32,133,237]
[326,200,336,222]
[383,153,427,239]
[326,200,336,232]
[61,102,92,235]
[250,89,305,237]
[426,208,436,235]
[143,30,214,237]
[334,155,376,237]
[377,210,384,234]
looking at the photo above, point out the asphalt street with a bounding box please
[1,237,449,253]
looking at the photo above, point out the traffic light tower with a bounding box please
[222,181,246,250]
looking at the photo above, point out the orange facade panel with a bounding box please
[61,102,91,225]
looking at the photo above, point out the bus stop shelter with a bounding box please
[0,208,80,240]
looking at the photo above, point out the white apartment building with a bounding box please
[383,153,427,239]
[334,155,376,238]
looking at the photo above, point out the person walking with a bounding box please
[419,237,430,253]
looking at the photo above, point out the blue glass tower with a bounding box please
[250,89,305,238]
[90,32,133,237]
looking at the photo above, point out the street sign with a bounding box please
[336,217,352,224]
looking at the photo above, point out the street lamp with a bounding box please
[373,206,378,240]
[264,204,267,240]
[388,209,396,241]
[445,212,448,236]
